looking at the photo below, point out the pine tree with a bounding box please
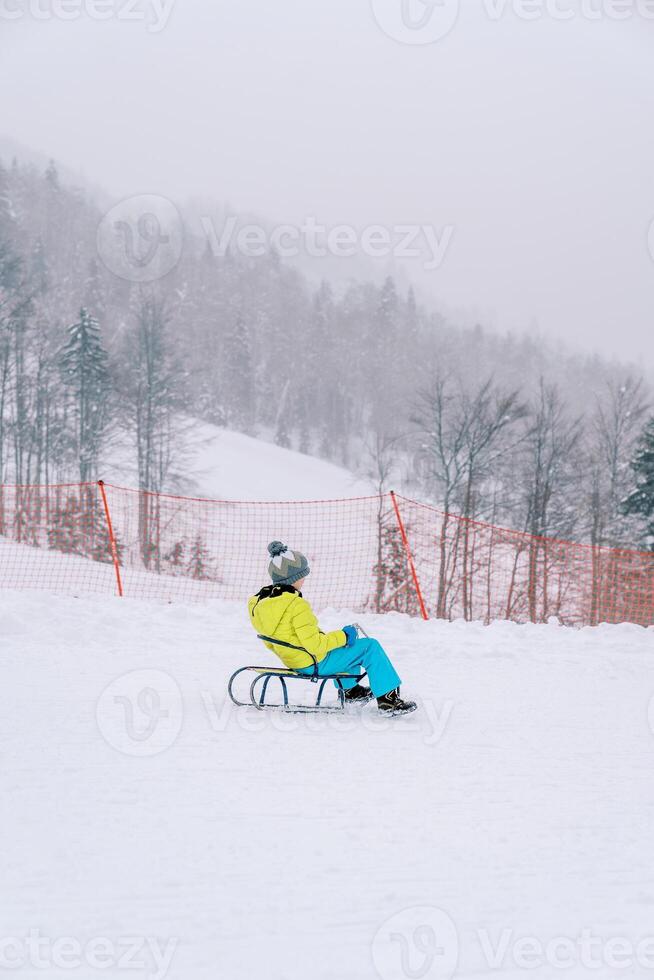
[84,259,105,323]
[47,487,122,564]
[622,417,654,550]
[187,534,216,580]
[405,286,419,349]
[44,159,59,191]
[274,378,292,449]
[378,275,398,327]
[59,308,110,481]
[223,313,254,430]
[297,402,310,455]
[163,539,185,573]
[48,493,84,555]
[375,277,399,366]
[30,238,49,296]
[0,160,14,238]
[371,276,400,432]
[370,519,421,617]
[311,282,336,459]
[275,412,291,449]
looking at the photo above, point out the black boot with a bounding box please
[343,683,373,703]
[377,688,417,715]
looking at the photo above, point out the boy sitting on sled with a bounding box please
[247,541,416,715]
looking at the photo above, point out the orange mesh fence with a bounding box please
[0,481,652,627]
[394,494,654,628]
[0,483,121,597]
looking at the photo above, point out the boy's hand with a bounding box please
[342,625,358,647]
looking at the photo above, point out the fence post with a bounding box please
[98,481,124,598]
[390,491,429,621]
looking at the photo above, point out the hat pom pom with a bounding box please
[268,540,287,558]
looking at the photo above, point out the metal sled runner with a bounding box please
[228,626,368,714]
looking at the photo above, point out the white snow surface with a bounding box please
[3,590,654,979]
[103,420,372,501]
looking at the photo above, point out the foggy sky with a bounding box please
[1,0,654,366]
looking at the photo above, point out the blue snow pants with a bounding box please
[295,637,401,699]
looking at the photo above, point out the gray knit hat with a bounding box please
[267,541,310,586]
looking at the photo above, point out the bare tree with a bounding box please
[514,380,583,622]
[413,374,525,619]
[120,292,183,567]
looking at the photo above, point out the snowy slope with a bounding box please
[2,590,653,980]
[103,420,372,501]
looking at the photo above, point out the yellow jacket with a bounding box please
[247,585,346,670]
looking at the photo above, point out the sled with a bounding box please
[228,624,369,714]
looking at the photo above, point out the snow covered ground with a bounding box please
[2,590,654,979]
[103,420,372,501]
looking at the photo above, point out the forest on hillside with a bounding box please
[0,156,653,552]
